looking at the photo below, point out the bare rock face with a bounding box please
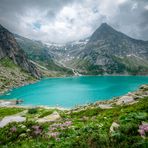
[74,23,148,75]
[0,24,41,78]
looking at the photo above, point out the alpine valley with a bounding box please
[1,20,148,148]
[1,0,148,147]
[1,23,148,94]
[15,23,148,76]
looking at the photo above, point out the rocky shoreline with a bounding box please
[71,84,148,111]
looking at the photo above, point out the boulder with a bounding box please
[37,111,61,123]
[99,104,112,109]
[110,122,120,133]
[140,85,148,90]
[0,116,26,128]
[116,95,134,105]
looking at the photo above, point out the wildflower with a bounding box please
[50,132,60,138]
[49,127,56,131]
[32,125,40,130]
[32,125,42,136]
[60,127,66,130]
[141,123,148,132]
[138,129,145,136]
[34,129,42,135]
[138,122,148,137]
[63,121,72,127]
[10,126,17,132]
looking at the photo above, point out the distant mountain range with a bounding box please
[1,23,148,79]
[45,23,148,75]
[73,23,148,75]
[14,34,73,76]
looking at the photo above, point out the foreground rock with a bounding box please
[110,122,120,133]
[116,96,134,105]
[98,104,113,109]
[37,111,61,123]
[0,116,26,128]
[116,84,148,105]
[0,99,23,106]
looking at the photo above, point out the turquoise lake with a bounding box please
[0,76,148,108]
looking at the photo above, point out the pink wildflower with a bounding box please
[138,129,145,136]
[138,122,148,137]
[34,129,42,135]
[32,125,40,130]
[50,132,60,138]
[10,126,17,132]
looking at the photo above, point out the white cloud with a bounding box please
[0,0,148,43]
[144,5,148,10]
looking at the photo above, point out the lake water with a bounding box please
[0,76,148,108]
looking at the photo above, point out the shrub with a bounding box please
[28,108,38,114]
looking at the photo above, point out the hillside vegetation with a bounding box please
[0,58,36,94]
[15,34,74,76]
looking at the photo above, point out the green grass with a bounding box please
[0,97,147,147]
[113,56,148,75]
[0,58,17,68]
[0,58,36,94]
[0,108,24,118]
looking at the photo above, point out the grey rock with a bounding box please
[37,111,61,123]
[0,24,41,78]
[0,116,26,128]
[116,95,134,105]
[72,23,148,75]
[110,122,120,133]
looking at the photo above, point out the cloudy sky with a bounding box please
[0,0,148,43]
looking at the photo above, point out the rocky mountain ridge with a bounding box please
[67,23,148,75]
[14,34,74,76]
[0,24,41,78]
[12,23,148,76]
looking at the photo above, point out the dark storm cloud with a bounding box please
[0,0,148,43]
[0,0,75,30]
[109,0,148,41]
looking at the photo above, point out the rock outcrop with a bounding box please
[116,96,134,105]
[0,24,41,78]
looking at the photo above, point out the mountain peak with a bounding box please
[89,23,120,42]
[98,23,114,31]
[99,23,114,31]
[0,24,8,32]
[100,22,110,28]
